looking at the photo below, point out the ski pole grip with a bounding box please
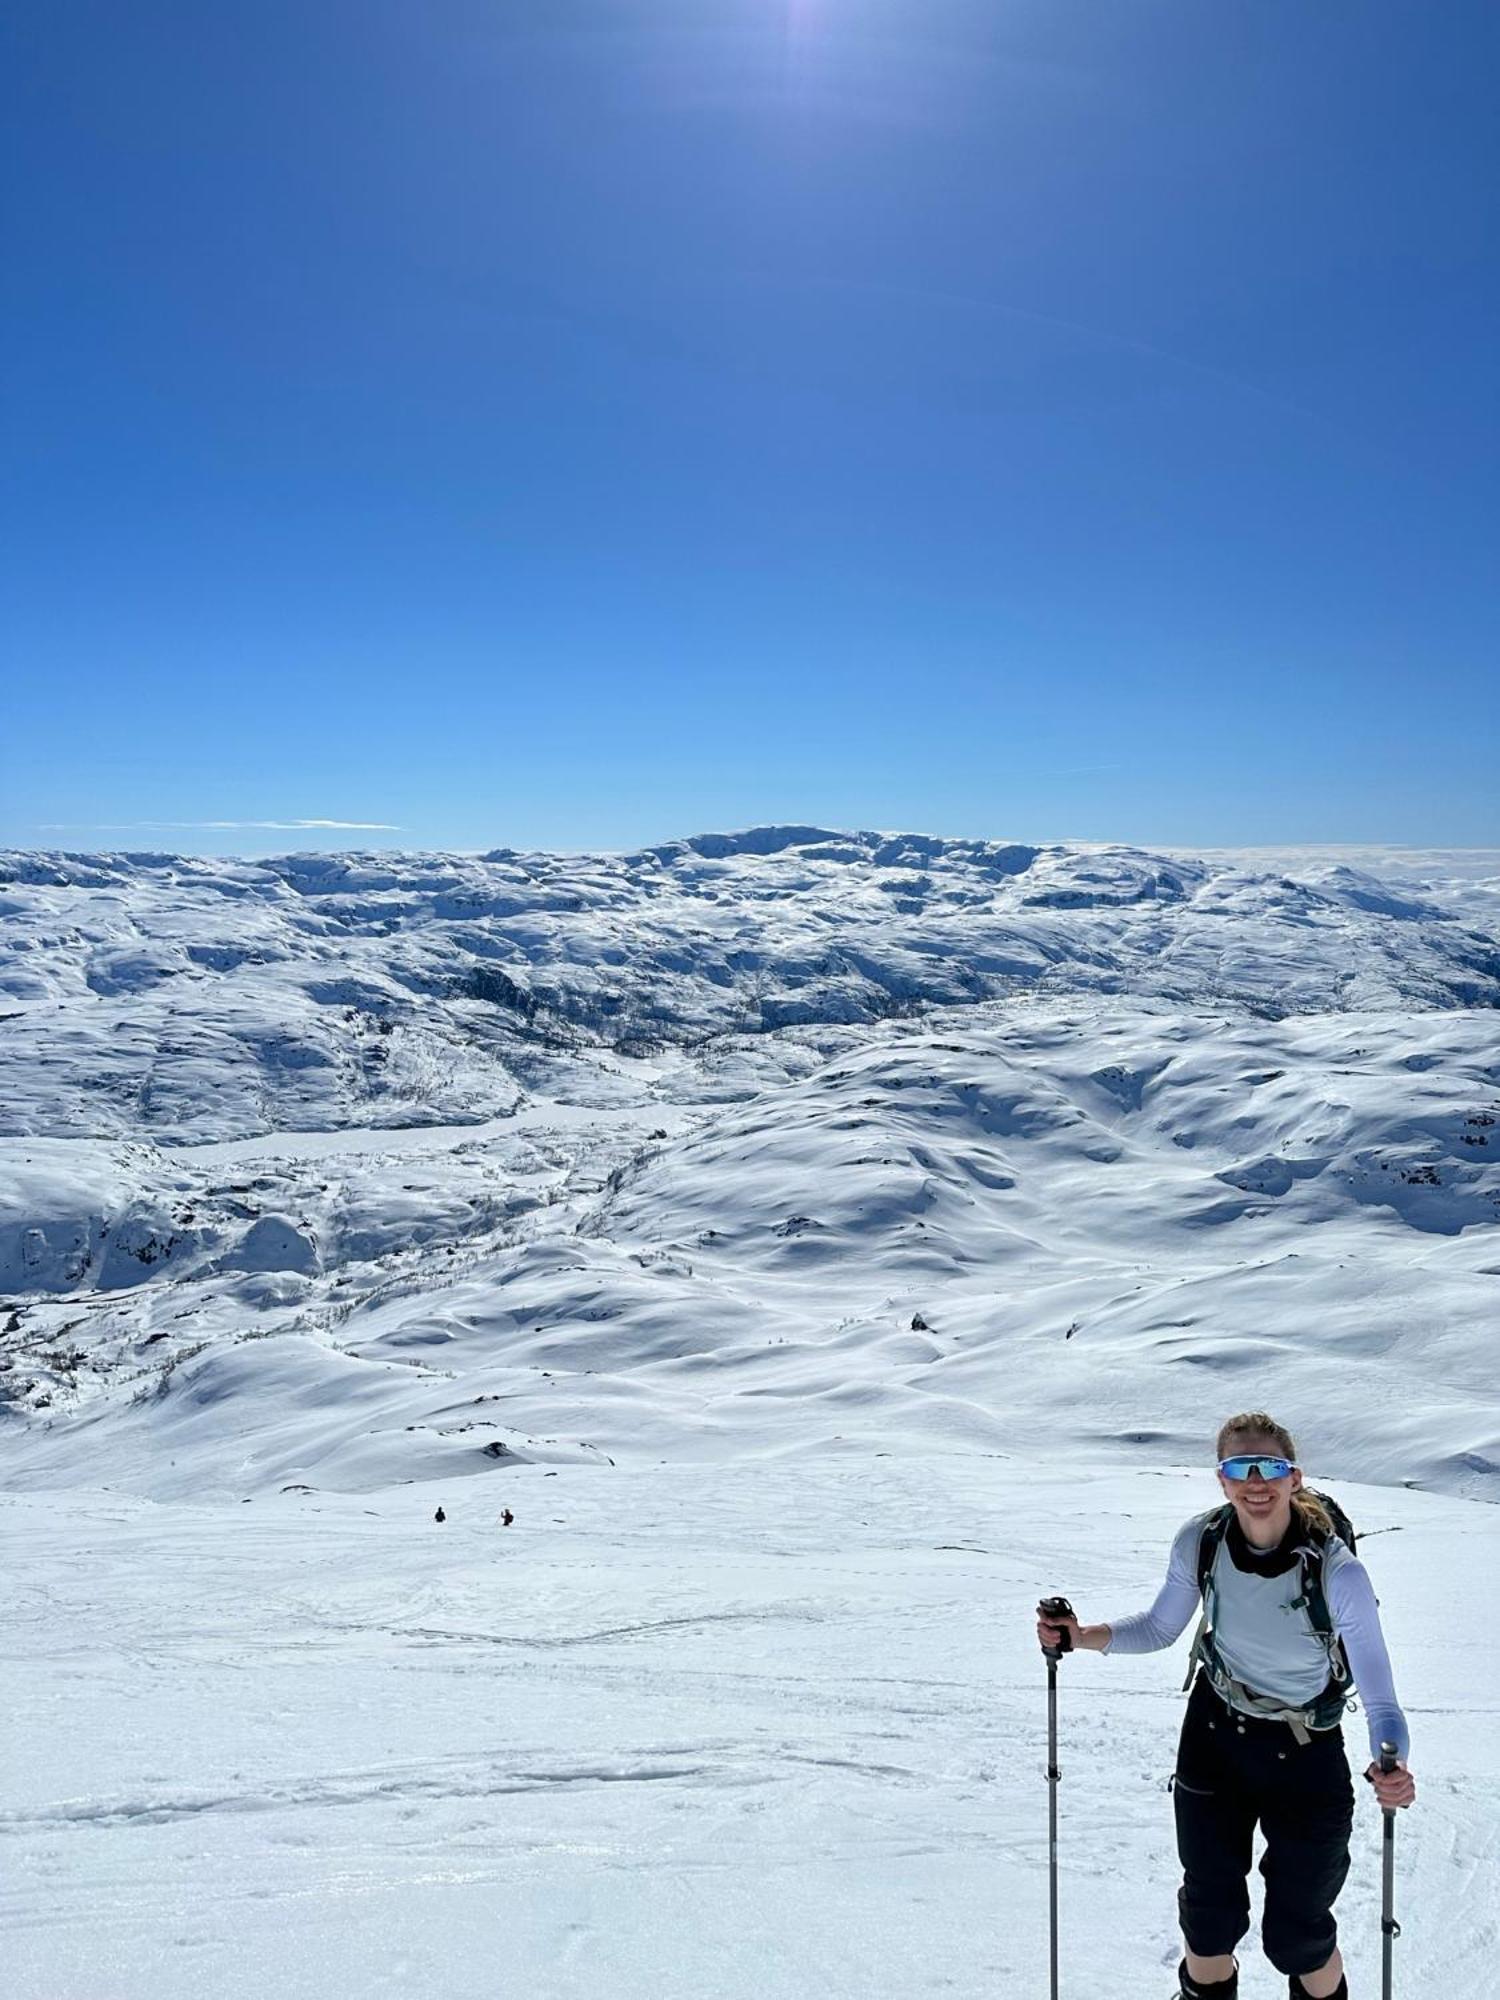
[1038,1595,1075,1659]
[1379,1741,1399,1776]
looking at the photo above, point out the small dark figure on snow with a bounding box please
[501,1508,514,1527]
[434,1506,446,1523]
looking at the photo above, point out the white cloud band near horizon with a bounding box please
[37,818,405,832]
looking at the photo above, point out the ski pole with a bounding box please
[1379,1740,1401,2000]
[1037,1595,1075,2000]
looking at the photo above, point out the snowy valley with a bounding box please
[3,830,1498,1998]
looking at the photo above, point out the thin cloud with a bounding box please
[38,818,404,832]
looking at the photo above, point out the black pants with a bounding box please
[1173,1673,1354,1978]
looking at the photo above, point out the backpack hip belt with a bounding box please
[1187,1649,1346,1746]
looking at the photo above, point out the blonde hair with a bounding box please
[1216,1410,1335,1539]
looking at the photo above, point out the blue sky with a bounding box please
[3,0,1496,854]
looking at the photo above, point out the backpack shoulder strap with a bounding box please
[1292,1530,1354,1691]
[1196,1504,1234,1594]
[1296,1538,1333,1636]
[1181,1506,1234,1694]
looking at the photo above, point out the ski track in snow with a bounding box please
[3,1469,1497,1997]
[2,832,1498,1995]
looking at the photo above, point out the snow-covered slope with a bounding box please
[6,1461,1496,2000]
[2,832,1497,1500]
[4,832,1499,1149]
[4,831,1498,2000]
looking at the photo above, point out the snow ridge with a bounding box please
[2,832,1498,1501]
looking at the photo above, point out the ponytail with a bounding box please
[1291,1491,1336,1540]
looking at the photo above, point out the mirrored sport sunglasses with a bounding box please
[1218,1454,1296,1481]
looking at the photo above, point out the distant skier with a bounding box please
[434,1506,445,1524]
[500,1507,514,1527]
[1036,1411,1415,2000]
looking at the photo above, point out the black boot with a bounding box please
[1289,1980,1347,2000]
[1176,1960,1238,1998]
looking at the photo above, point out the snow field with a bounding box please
[3,1463,1495,1999]
[4,833,1499,1996]
[4,999,1497,1500]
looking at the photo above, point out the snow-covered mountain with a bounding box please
[3,831,1497,1499]
[6,831,1499,2000]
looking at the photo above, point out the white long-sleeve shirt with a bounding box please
[1107,1511,1409,1763]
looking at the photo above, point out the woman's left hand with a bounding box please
[1365,1759,1416,1810]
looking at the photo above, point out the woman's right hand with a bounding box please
[1036,1604,1082,1653]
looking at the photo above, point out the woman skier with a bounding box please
[1035,1412,1416,2000]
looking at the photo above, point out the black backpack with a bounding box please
[1186,1492,1357,1733]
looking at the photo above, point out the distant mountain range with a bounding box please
[2,832,1497,1501]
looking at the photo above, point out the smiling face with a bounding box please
[1217,1431,1304,1546]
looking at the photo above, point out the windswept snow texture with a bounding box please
[5,1466,1497,2000]
[2,832,1499,1996]
[2,833,1497,1496]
